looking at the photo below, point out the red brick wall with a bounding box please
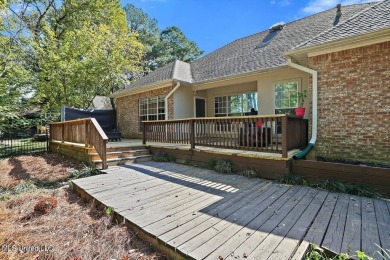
[308,41,390,164]
[116,85,174,138]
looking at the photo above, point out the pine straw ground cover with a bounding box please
[0,153,165,260]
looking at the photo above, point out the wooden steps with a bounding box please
[89,146,152,168]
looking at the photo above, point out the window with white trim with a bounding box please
[139,95,165,131]
[274,81,298,115]
[214,92,258,117]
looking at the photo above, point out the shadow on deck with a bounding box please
[71,161,390,260]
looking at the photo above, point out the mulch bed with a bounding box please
[0,152,85,188]
[0,153,166,260]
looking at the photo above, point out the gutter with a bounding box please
[287,58,318,160]
[110,80,174,98]
[285,28,390,58]
[165,82,181,120]
[192,65,289,89]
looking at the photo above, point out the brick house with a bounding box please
[112,1,389,164]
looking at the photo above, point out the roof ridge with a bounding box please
[294,0,382,50]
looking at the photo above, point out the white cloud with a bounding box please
[302,0,381,15]
[270,0,291,7]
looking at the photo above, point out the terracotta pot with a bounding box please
[295,107,305,118]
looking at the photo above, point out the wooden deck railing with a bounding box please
[143,115,308,158]
[49,118,108,169]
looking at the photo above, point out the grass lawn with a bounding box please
[0,152,166,260]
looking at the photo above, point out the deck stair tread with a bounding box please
[89,149,148,155]
[92,155,152,163]
[90,146,152,167]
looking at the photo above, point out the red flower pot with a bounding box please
[295,107,306,118]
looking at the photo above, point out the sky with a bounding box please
[120,0,379,55]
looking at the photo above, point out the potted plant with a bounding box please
[295,90,307,118]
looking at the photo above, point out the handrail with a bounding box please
[49,118,92,125]
[49,118,108,169]
[144,114,289,123]
[143,115,308,158]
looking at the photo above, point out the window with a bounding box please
[215,92,258,117]
[274,81,298,115]
[139,95,165,131]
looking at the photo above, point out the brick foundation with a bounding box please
[309,41,390,163]
[116,85,174,138]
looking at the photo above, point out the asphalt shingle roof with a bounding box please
[120,60,192,93]
[297,0,390,49]
[191,3,373,83]
[124,61,174,91]
[117,1,388,94]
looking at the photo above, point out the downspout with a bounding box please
[287,58,318,159]
[165,82,181,120]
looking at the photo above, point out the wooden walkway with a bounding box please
[72,162,390,260]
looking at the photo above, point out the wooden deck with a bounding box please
[71,162,390,260]
[106,138,300,160]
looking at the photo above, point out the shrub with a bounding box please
[184,159,191,165]
[105,206,114,215]
[70,165,99,179]
[0,193,11,201]
[240,169,258,178]
[207,158,217,169]
[303,244,376,260]
[14,180,37,194]
[214,160,237,174]
[69,168,80,178]
[34,196,58,214]
[279,173,304,185]
[152,152,169,162]
[152,152,176,162]
[168,154,176,162]
[279,174,380,198]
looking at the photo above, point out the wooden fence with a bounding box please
[143,115,308,158]
[49,118,108,169]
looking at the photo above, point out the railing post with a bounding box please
[142,121,146,145]
[190,119,195,149]
[282,116,288,158]
[102,140,107,169]
[301,119,309,149]
[61,123,64,143]
[85,119,88,147]
[46,125,49,152]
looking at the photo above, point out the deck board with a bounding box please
[187,184,281,259]
[151,180,265,239]
[71,161,388,260]
[112,170,240,213]
[304,193,338,246]
[249,188,319,259]
[322,193,349,253]
[267,190,328,260]
[225,186,310,259]
[340,195,362,254]
[361,197,381,256]
[374,199,390,251]
[203,185,292,259]
[146,180,265,237]
[168,182,273,252]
